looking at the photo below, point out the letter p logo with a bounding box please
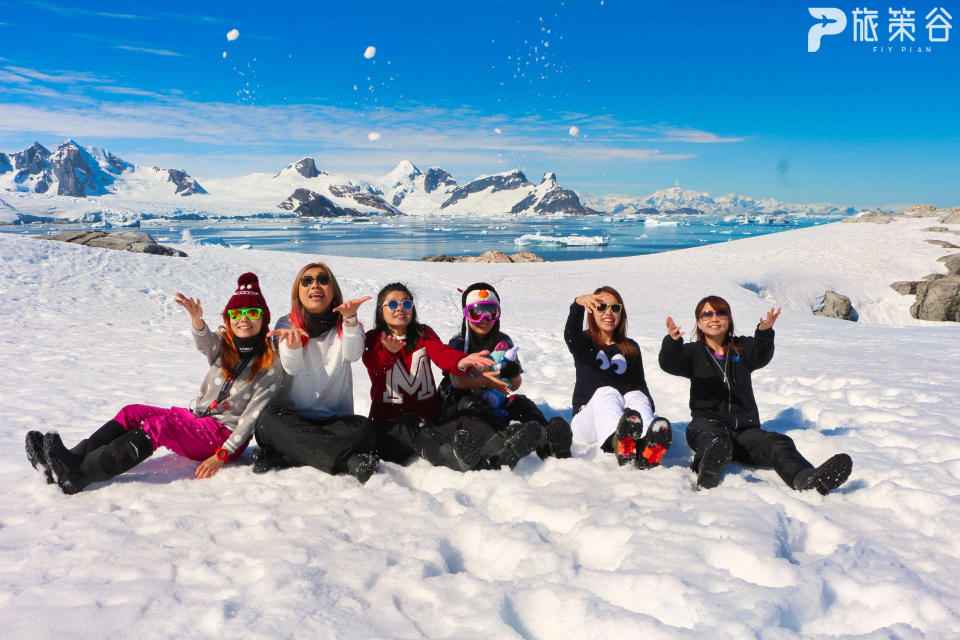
[808,8,847,52]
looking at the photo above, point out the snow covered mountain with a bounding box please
[586,187,859,217]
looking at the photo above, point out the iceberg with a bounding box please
[514,231,609,246]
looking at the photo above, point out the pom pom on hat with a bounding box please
[224,272,270,327]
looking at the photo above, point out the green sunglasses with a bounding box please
[227,308,263,321]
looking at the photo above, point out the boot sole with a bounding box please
[813,453,853,495]
[42,433,82,495]
[637,418,672,470]
[697,436,733,490]
[614,410,644,466]
[452,430,483,471]
[499,422,542,469]
[25,431,54,484]
[546,417,572,459]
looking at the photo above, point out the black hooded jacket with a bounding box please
[658,327,775,430]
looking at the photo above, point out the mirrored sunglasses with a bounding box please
[464,302,501,323]
[227,308,263,321]
[383,299,414,311]
[300,273,331,287]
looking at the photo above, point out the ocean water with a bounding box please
[4,214,844,261]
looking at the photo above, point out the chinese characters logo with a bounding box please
[808,6,953,51]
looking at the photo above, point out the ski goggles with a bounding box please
[596,303,622,314]
[300,273,331,287]
[227,308,263,321]
[464,301,501,323]
[383,299,414,312]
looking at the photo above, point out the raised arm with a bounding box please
[658,316,694,378]
[175,292,220,364]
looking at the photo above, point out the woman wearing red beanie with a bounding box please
[26,272,284,493]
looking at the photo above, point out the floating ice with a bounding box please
[514,231,608,246]
[643,218,681,226]
[363,46,376,59]
[226,29,239,41]
[568,126,580,137]
[368,132,381,141]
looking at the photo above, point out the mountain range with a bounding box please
[0,140,861,224]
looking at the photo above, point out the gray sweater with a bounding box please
[192,322,285,455]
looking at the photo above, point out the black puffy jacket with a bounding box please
[658,328,775,430]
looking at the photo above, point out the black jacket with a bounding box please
[564,302,653,415]
[658,327,775,429]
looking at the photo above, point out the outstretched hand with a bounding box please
[482,371,512,394]
[457,350,496,373]
[665,316,684,340]
[758,307,782,330]
[575,294,604,312]
[268,327,307,350]
[380,332,405,354]
[174,293,204,331]
[195,454,224,479]
[334,296,371,319]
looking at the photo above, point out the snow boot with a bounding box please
[546,417,573,459]
[452,429,483,471]
[69,419,126,458]
[614,409,644,466]
[251,446,292,474]
[696,435,733,490]
[495,421,541,469]
[637,417,672,470]
[345,453,379,484]
[25,431,54,484]
[793,453,852,495]
[45,428,153,495]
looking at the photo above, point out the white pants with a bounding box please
[571,386,655,444]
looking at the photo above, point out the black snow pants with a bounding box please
[254,405,377,474]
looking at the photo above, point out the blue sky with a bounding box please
[0,1,957,207]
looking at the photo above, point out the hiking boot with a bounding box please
[614,409,644,466]
[452,429,483,471]
[696,435,733,490]
[345,453,379,484]
[637,417,672,470]
[45,428,153,494]
[497,422,541,469]
[25,431,54,484]
[546,417,573,459]
[251,447,289,474]
[793,453,852,495]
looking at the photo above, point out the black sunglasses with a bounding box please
[699,310,729,320]
[300,273,331,287]
[596,303,623,314]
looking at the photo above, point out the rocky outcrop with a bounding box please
[0,152,11,175]
[50,143,115,197]
[814,291,858,321]
[926,239,960,249]
[163,169,206,196]
[327,184,400,215]
[421,250,544,263]
[441,170,532,209]
[279,188,358,217]
[941,212,960,224]
[423,167,456,193]
[35,230,187,256]
[938,253,960,276]
[13,142,53,192]
[910,278,960,322]
[282,157,324,179]
[843,211,894,224]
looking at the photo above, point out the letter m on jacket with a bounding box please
[383,347,435,403]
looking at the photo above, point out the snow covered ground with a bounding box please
[2,216,959,638]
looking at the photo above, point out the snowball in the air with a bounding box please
[368,132,381,141]
[227,29,239,41]
[494,128,502,135]
[221,51,227,58]
[363,46,376,59]
[568,126,580,137]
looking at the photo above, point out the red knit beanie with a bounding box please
[224,272,270,327]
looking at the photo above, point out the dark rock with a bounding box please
[842,212,894,223]
[13,142,53,191]
[420,251,545,263]
[97,148,130,175]
[164,168,206,196]
[288,157,324,178]
[507,251,544,263]
[923,273,945,281]
[423,167,456,193]
[441,170,532,209]
[50,143,113,197]
[924,226,949,232]
[910,277,960,322]
[937,253,960,276]
[926,240,960,249]
[814,291,858,321]
[328,184,399,215]
[0,152,11,174]
[420,254,459,262]
[890,281,918,295]
[279,188,357,217]
[534,186,597,215]
[509,193,538,214]
[36,230,187,257]
[665,207,706,215]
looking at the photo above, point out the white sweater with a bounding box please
[273,314,365,420]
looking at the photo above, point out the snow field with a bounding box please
[1,216,959,638]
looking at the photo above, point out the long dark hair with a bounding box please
[218,313,275,382]
[585,286,638,358]
[458,281,502,354]
[288,262,345,346]
[374,282,424,353]
[694,295,741,356]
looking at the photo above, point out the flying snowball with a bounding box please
[363,46,376,59]
[368,132,381,141]
[227,29,239,41]
[494,128,502,135]
[221,51,227,58]
[568,126,580,137]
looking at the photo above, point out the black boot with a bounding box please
[251,447,293,474]
[695,435,733,490]
[613,409,644,466]
[494,422,541,469]
[25,431,56,484]
[45,428,153,494]
[345,453,379,484]
[68,420,126,458]
[546,417,573,459]
[637,417,672,470]
[793,453,852,495]
[452,429,483,471]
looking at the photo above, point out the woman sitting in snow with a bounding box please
[363,282,540,471]
[251,262,380,483]
[659,295,852,492]
[26,272,285,494]
[565,286,672,469]
[439,281,573,461]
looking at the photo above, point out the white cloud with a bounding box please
[113,45,186,57]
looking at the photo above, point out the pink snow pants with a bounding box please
[113,404,244,461]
